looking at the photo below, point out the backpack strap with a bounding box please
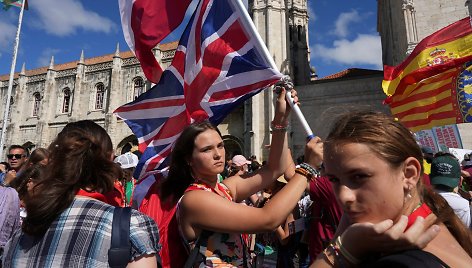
[108,207,132,268]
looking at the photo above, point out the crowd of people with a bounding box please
[0,86,471,267]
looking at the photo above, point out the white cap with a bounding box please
[114,152,139,169]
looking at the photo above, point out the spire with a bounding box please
[48,56,55,70]
[20,62,26,76]
[79,50,84,64]
[114,43,120,58]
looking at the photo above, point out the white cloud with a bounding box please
[312,34,382,68]
[37,48,62,67]
[308,3,316,22]
[333,10,362,38]
[0,19,17,58]
[31,0,117,36]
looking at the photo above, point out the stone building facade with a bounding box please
[0,0,312,160]
[2,0,471,160]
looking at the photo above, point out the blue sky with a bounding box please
[0,0,382,78]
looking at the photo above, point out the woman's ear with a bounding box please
[403,156,422,188]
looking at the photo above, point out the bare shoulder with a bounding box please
[424,224,472,267]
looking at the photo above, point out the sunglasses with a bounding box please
[7,154,25,159]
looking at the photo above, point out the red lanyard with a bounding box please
[406,203,432,229]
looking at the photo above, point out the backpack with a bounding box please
[139,181,187,268]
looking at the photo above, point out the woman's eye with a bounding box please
[352,174,368,183]
[328,177,339,183]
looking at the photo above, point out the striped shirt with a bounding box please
[2,197,160,268]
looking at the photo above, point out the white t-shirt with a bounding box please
[437,190,471,228]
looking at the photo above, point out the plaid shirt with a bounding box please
[2,197,159,268]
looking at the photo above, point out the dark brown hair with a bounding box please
[22,148,49,168]
[325,111,472,256]
[11,164,45,200]
[160,120,221,202]
[22,120,122,235]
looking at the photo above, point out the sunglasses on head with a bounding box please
[7,154,25,159]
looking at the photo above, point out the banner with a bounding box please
[415,124,463,152]
[432,124,463,150]
[448,148,472,163]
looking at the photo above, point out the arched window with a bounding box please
[32,93,41,117]
[95,83,105,110]
[133,77,145,100]
[62,88,71,113]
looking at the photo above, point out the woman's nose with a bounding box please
[337,185,355,205]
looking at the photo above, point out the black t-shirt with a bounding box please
[363,249,449,268]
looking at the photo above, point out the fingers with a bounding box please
[383,215,408,239]
[290,89,299,105]
[372,218,395,234]
[415,225,441,249]
[402,215,440,249]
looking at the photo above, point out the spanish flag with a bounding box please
[383,17,472,132]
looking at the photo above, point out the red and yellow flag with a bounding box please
[383,17,472,132]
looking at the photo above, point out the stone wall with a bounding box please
[290,73,389,157]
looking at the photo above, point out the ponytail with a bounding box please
[421,185,472,257]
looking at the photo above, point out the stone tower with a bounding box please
[242,0,310,159]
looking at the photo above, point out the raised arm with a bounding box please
[180,137,322,239]
[224,87,297,202]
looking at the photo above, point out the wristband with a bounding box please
[327,241,347,268]
[336,236,361,265]
[300,162,320,177]
[271,121,289,132]
[295,167,312,181]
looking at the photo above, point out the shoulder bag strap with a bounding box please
[184,230,213,268]
[108,207,132,268]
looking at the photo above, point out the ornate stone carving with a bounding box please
[56,68,77,78]
[162,50,176,60]
[402,0,414,10]
[86,62,113,73]
[122,57,140,66]
[27,74,46,84]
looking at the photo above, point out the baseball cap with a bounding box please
[430,155,460,189]
[420,146,434,155]
[231,155,251,167]
[114,152,139,169]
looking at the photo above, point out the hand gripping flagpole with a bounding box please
[0,2,26,158]
[229,0,314,140]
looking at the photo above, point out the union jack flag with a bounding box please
[115,0,282,206]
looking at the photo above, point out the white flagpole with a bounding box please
[229,0,314,140]
[0,2,26,158]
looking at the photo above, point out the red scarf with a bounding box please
[76,189,108,203]
[406,203,432,229]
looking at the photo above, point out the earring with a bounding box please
[405,185,412,200]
